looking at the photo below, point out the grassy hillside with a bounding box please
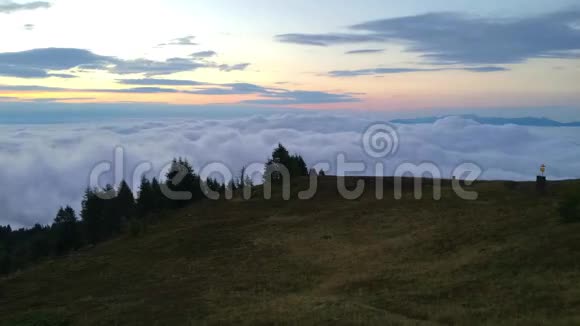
[1,177,580,325]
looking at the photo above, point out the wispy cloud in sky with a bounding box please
[0,79,360,104]
[243,90,360,105]
[157,35,197,46]
[345,49,384,55]
[117,78,207,86]
[0,48,251,78]
[329,66,508,77]
[191,51,217,58]
[0,1,50,14]
[0,48,110,78]
[278,10,580,64]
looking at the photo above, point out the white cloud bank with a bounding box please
[1,114,579,227]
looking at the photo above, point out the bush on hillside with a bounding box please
[559,191,580,223]
[503,181,518,190]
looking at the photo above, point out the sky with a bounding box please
[0,0,579,114]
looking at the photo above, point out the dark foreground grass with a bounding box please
[1,177,580,325]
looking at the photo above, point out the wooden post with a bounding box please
[536,176,547,195]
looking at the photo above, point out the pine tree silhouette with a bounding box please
[53,206,81,254]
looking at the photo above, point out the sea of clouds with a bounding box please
[1,113,580,227]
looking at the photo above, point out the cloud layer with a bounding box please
[1,114,579,227]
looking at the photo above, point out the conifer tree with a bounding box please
[53,206,81,254]
[165,158,202,207]
[136,176,153,217]
[151,177,165,212]
[101,184,120,238]
[0,226,11,274]
[81,188,105,245]
[116,180,136,220]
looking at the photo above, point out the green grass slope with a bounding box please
[1,177,580,325]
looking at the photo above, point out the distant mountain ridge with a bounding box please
[391,114,580,127]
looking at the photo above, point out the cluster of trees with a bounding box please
[265,143,308,181]
[0,157,218,275]
[0,144,312,275]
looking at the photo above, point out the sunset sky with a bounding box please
[1,0,580,113]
